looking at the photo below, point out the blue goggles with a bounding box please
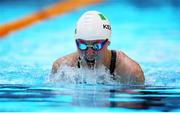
[76,39,108,51]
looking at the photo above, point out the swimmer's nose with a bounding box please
[86,47,95,54]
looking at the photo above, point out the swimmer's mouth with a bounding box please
[85,57,95,63]
[85,57,96,68]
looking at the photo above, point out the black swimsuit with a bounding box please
[77,50,117,77]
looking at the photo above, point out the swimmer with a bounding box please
[51,11,145,85]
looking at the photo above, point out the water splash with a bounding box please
[48,64,116,85]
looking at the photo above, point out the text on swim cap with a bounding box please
[103,24,111,30]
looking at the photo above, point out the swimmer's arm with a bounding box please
[51,59,62,74]
[132,63,145,84]
[51,61,59,74]
[51,57,70,74]
[51,52,78,75]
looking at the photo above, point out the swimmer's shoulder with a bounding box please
[52,52,78,74]
[114,50,126,63]
[115,50,138,66]
[114,50,145,84]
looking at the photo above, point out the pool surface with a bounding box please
[0,0,180,112]
[0,84,180,112]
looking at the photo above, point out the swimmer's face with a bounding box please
[76,39,109,62]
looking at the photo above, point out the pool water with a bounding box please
[0,84,180,112]
[0,0,180,112]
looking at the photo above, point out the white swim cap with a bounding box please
[75,11,111,41]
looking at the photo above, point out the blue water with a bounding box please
[0,0,180,112]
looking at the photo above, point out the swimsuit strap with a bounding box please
[77,57,81,68]
[109,50,117,75]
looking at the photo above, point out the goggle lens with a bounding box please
[76,39,108,51]
[93,43,102,50]
[79,43,87,50]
